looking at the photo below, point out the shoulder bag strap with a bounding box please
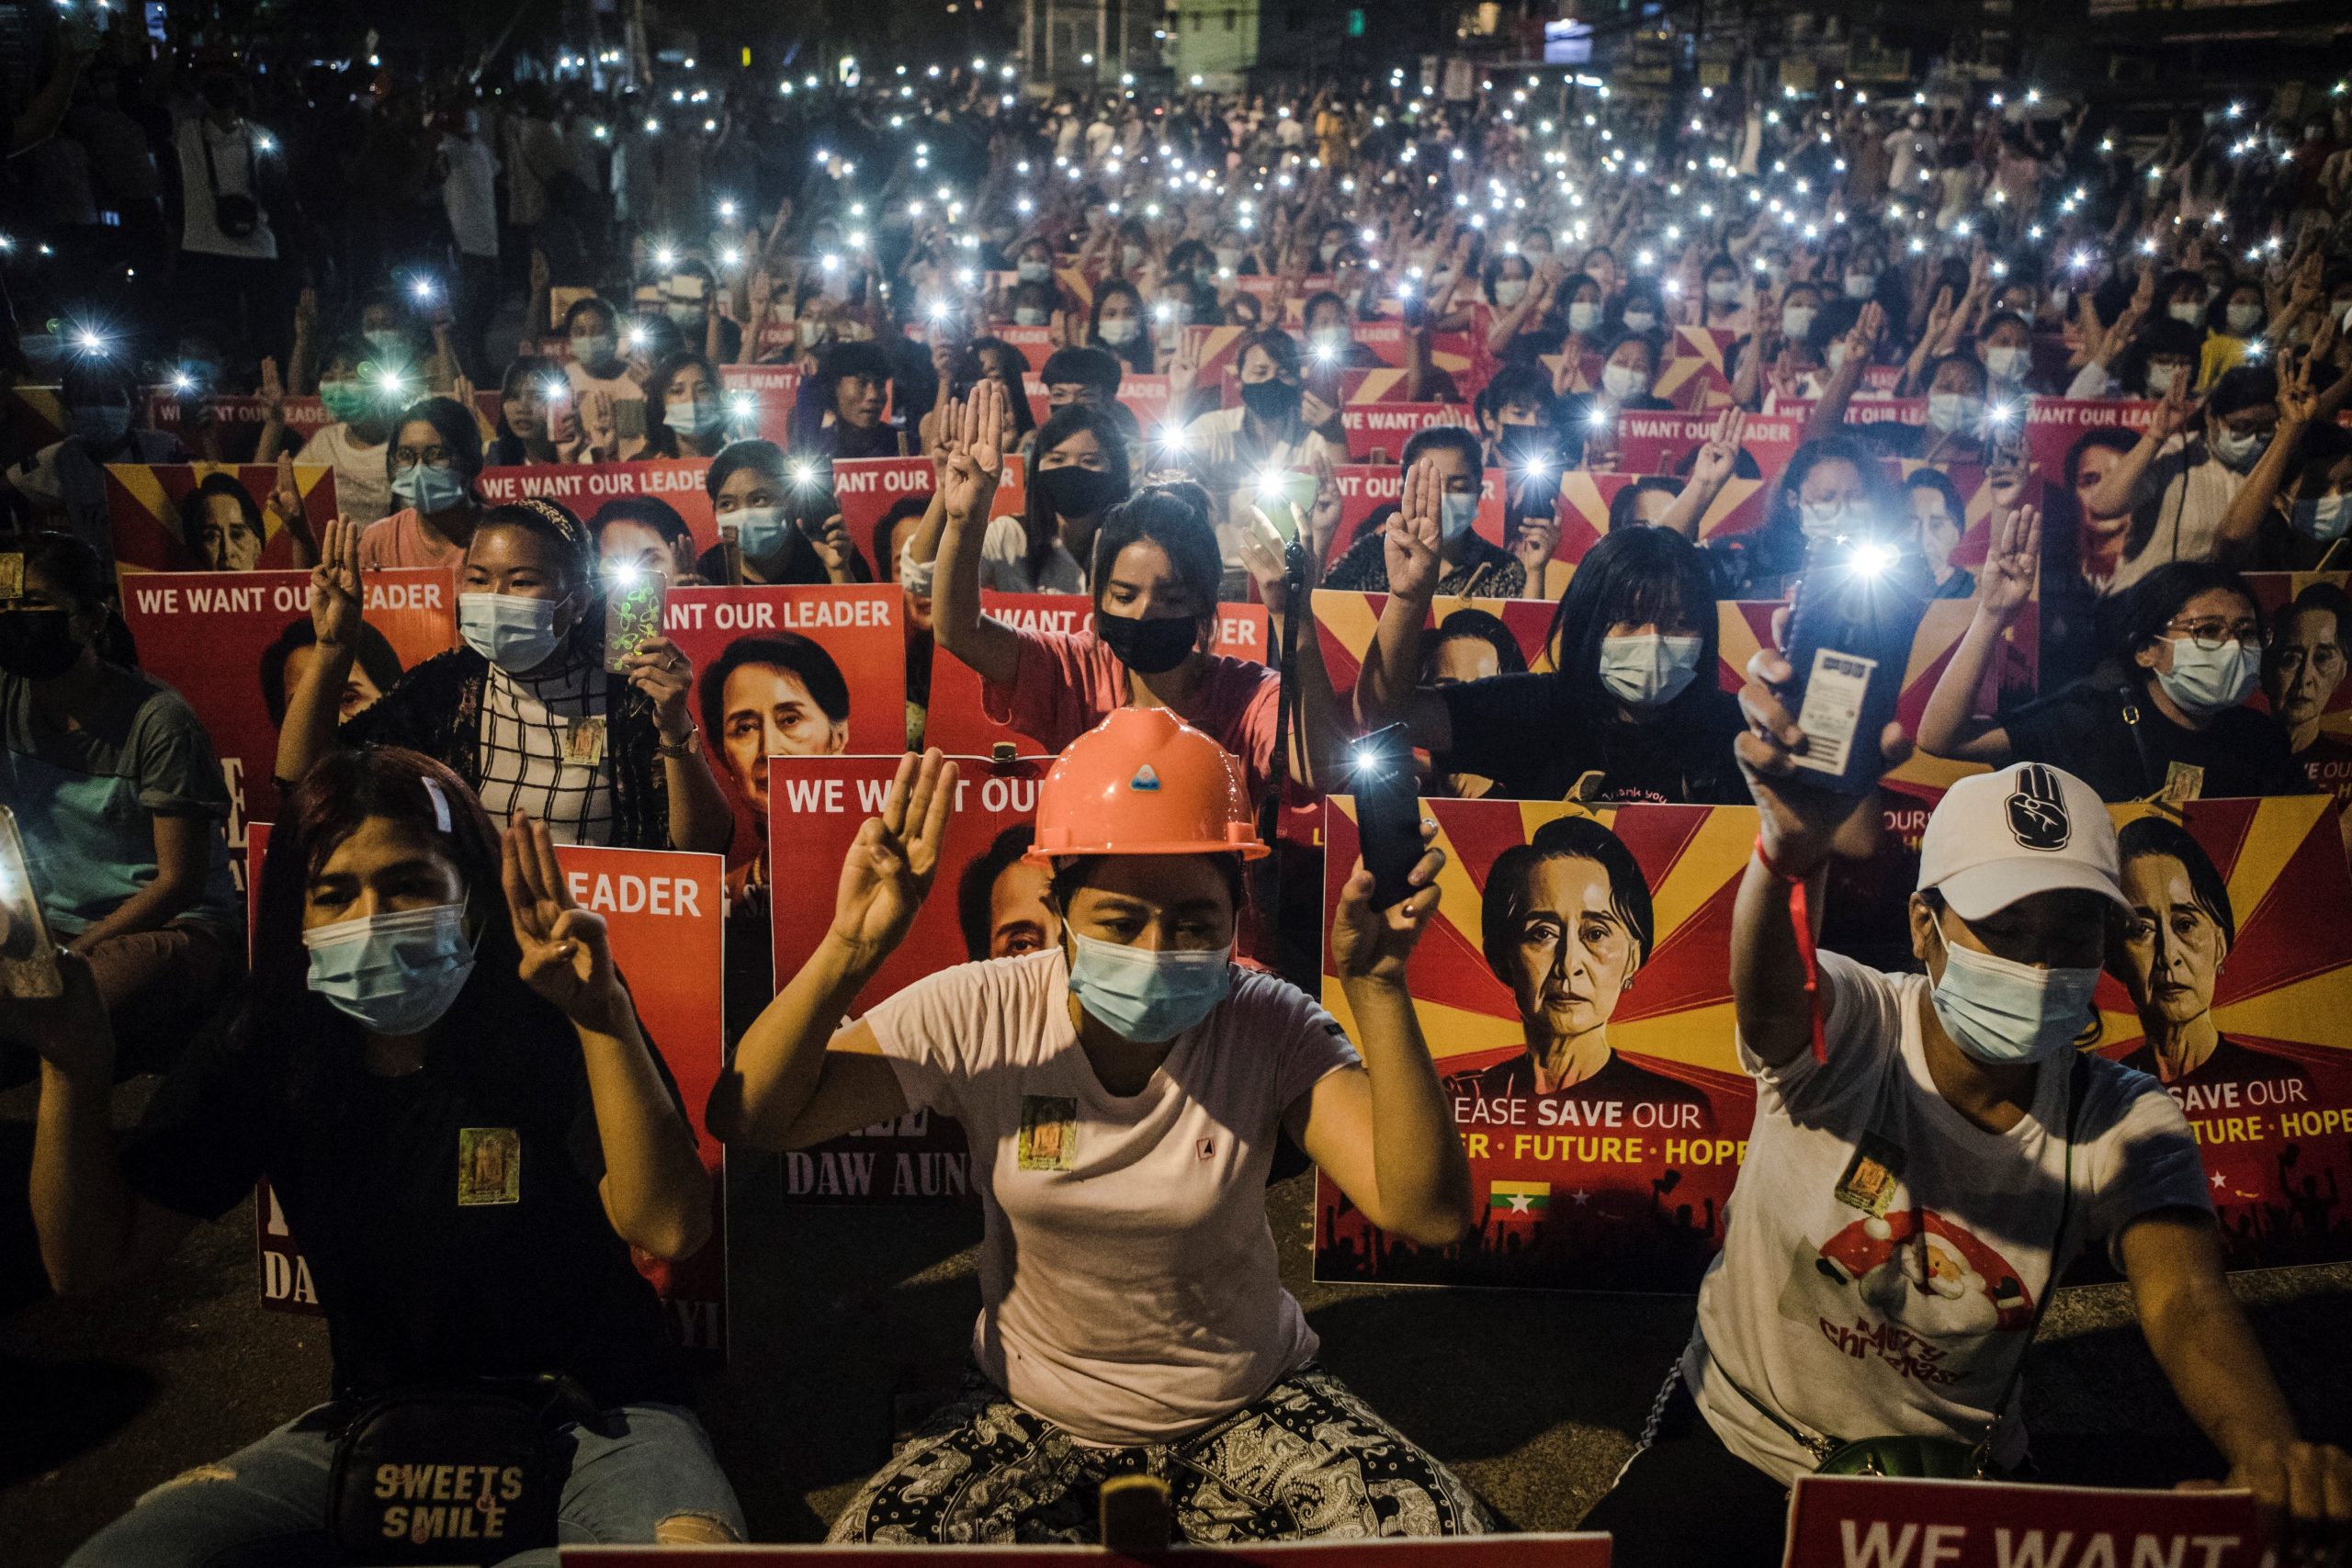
[1970,1051,2092,1466]
[2117,683,2160,795]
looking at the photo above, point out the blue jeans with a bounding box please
[66,1402,744,1567]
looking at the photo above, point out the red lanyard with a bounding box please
[1755,835,1827,1063]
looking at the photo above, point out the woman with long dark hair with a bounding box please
[20,747,743,1562]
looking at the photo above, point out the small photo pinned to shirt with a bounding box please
[457,1127,522,1206]
[564,716,609,768]
[1017,1095,1079,1172]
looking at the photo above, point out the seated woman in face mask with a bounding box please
[639,350,732,461]
[902,402,1132,596]
[1860,353,1994,466]
[277,501,734,853]
[18,747,743,1564]
[358,395,485,571]
[713,728,1488,1545]
[928,381,1353,802]
[1,360,187,564]
[1354,520,1745,805]
[1922,530,2306,803]
[695,439,869,587]
[1086,279,1154,375]
[2076,366,2281,570]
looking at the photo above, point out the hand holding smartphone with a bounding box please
[1777,529,1931,795]
[1351,725,1426,909]
[602,566,670,674]
[0,806,64,999]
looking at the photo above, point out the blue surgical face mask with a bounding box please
[364,328,410,359]
[303,902,478,1036]
[70,402,132,446]
[2155,637,2259,716]
[724,504,790,559]
[2209,425,2267,471]
[1927,392,1984,437]
[663,396,719,434]
[2295,494,2352,543]
[458,591,569,673]
[1065,931,1232,1043]
[392,461,469,514]
[570,332,617,367]
[1928,913,2098,1066]
[1599,633,1704,709]
[1440,491,1480,543]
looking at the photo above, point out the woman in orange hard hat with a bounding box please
[710,710,1489,1544]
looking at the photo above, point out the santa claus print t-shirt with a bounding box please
[1681,951,2212,1483]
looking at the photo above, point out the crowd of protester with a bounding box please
[6,11,2352,1562]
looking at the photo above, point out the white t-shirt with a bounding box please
[175,118,277,261]
[979,514,1086,592]
[2124,434,2249,568]
[864,948,1359,1446]
[294,423,392,525]
[1683,952,2211,1483]
[439,132,502,259]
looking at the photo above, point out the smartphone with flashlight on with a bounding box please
[1351,724,1426,909]
[0,806,64,1000]
[1778,526,1932,795]
[602,563,670,674]
[1252,468,1317,547]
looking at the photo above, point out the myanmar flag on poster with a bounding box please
[1490,1180,1551,1216]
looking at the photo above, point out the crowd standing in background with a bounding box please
[7,6,2352,1560]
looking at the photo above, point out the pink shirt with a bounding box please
[865,948,1358,1443]
[982,626,1281,799]
[358,508,466,571]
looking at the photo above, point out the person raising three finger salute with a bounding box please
[709,715,1491,1543]
[1581,636,2352,1564]
[276,503,733,853]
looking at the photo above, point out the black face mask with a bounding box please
[1094,610,1196,675]
[1238,378,1303,424]
[1035,464,1123,521]
[0,608,85,681]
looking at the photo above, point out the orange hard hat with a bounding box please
[1026,707,1269,862]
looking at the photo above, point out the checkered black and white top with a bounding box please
[475,660,616,845]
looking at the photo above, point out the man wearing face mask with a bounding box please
[1354,523,1744,806]
[1177,329,1342,557]
[1582,750,2352,1566]
[1,360,186,568]
[2079,366,2278,569]
[1325,429,1521,598]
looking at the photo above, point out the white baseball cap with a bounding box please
[1917,761,2128,921]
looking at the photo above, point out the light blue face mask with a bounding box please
[724,504,791,559]
[663,396,719,434]
[364,328,411,359]
[1439,491,1480,543]
[2154,638,2258,717]
[1598,633,1705,709]
[303,902,478,1036]
[458,591,569,673]
[1928,914,2098,1066]
[70,403,132,446]
[1927,392,1984,437]
[392,461,469,515]
[2295,494,2352,543]
[1066,931,1232,1043]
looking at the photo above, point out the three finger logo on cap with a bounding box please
[2006,762,2071,852]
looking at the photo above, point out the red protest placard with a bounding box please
[718,363,802,446]
[478,460,720,556]
[830,457,1028,579]
[1317,796,1758,1293]
[1338,402,1475,463]
[1781,1475,2262,1568]
[764,752,1045,1206]
[924,592,1271,758]
[2023,397,2158,484]
[105,462,339,573]
[561,1537,1614,1565]
[248,831,731,1359]
[1615,410,1802,497]
[119,569,458,887]
[659,584,907,909]
[994,324,1057,372]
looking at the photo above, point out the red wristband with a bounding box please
[1754,836,1828,1063]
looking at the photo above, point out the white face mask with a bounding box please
[2225,302,2263,335]
[1601,363,1651,402]
[2168,301,2204,326]
[1122,243,1145,268]
[1705,279,1741,306]
[2144,361,2179,395]
[1097,315,1141,345]
[1844,270,1877,299]
[1622,309,1658,333]
[1782,305,1816,339]
[1566,301,1601,333]
[1014,306,1047,327]
[1984,344,2028,383]
[1825,342,1849,374]
[1598,633,1705,709]
[1494,278,1528,308]
[1800,497,1850,540]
